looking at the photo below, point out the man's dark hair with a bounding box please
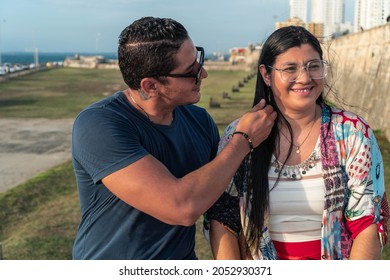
[118,17,189,89]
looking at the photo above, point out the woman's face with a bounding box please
[265,44,324,114]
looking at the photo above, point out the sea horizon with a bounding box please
[0,51,118,65]
[0,51,227,65]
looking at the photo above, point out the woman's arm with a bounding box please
[210,220,241,259]
[339,111,387,258]
[349,223,381,259]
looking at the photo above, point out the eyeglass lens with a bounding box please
[195,47,204,84]
[281,60,327,82]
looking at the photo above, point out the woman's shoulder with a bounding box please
[217,118,241,153]
[326,105,372,138]
[223,118,241,135]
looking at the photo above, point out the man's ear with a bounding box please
[139,78,158,96]
[259,65,271,87]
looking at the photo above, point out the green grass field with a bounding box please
[0,67,389,260]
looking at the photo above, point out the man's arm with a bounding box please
[102,100,276,226]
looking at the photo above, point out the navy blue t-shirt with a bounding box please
[72,91,219,259]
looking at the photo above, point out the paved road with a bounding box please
[0,118,74,193]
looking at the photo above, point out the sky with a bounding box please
[0,0,355,55]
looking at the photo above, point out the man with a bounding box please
[72,16,276,259]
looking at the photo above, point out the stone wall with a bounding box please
[327,23,390,140]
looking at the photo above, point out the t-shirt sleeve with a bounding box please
[72,108,148,183]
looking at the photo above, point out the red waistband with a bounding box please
[273,240,321,260]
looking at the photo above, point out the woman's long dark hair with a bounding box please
[245,26,325,255]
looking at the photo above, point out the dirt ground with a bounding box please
[0,118,74,193]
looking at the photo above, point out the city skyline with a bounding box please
[0,0,355,54]
[288,0,389,37]
[289,0,348,38]
[354,0,390,32]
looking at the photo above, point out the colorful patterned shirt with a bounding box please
[205,105,389,260]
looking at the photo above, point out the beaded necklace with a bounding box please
[271,138,320,180]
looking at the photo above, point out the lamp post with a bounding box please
[33,31,39,68]
[95,32,101,54]
[0,20,4,66]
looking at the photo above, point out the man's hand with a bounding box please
[236,99,277,148]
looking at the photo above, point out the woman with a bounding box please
[204,26,389,260]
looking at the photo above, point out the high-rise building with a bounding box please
[311,0,345,38]
[290,0,308,22]
[278,0,353,40]
[311,0,325,23]
[354,0,390,32]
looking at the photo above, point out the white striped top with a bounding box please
[268,139,324,242]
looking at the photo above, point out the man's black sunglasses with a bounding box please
[163,46,204,85]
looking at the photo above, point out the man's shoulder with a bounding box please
[74,92,126,123]
[84,91,123,111]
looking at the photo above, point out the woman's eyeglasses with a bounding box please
[267,60,328,82]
